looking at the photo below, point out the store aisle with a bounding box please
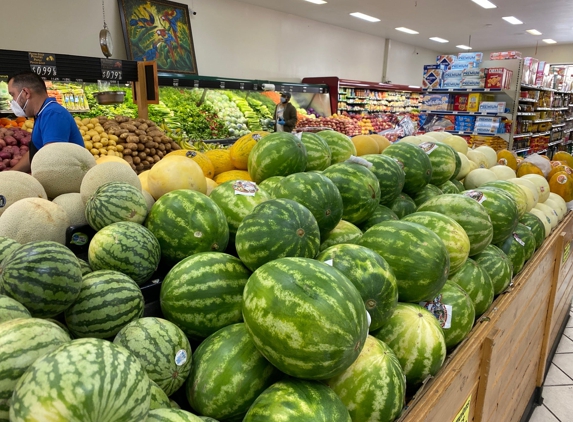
[529,304,573,422]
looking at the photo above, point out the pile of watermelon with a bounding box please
[0,129,567,422]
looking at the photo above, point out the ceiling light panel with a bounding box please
[502,16,523,25]
[304,0,327,4]
[350,12,380,22]
[457,45,473,50]
[543,39,557,44]
[526,29,542,35]
[471,0,497,9]
[395,27,419,34]
[429,37,449,43]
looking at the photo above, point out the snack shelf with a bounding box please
[513,133,533,138]
[518,98,537,103]
[517,112,537,116]
[548,140,563,147]
[446,130,510,137]
[531,131,551,137]
[515,147,531,153]
[532,119,553,123]
[552,123,566,129]
[419,110,502,116]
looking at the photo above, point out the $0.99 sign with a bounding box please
[28,52,57,77]
[101,59,123,81]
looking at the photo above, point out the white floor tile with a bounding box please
[556,335,573,354]
[545,363,573,386]
[565,327,573,338]
[552,354,573,380]
[529,404,560,422]
[543,386,573,421]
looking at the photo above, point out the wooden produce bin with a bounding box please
[398,213,573,422]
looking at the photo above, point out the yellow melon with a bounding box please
[517,162,544,178]
[369,134,392,152]
[548,165,573,181]
[496,150,518,171]
[549,171,573,202]
[0,172,47,216]
[553,151,573,168]
[442,135,469,155]
[351,135,379,156]
[205,178,219,196]
[165,150,215,179]
[214,170,252,185]
[229,132,269,170]
[205,149,235,176]
[147,156,207,199]
[96,155,131,167]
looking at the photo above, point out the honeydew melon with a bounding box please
[534,203,558,229]
[456,153,471,181]
[475,146,498,169]
[529,208,552,238]
[489,165,517,180]
[521,174,551,203]
[466,150,489,169]
[463,169,498,190]
[442,135,469,155]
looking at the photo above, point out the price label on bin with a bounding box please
[29,52,57,77]
[101,59,123,80]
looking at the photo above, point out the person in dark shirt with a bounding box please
[274,92,298,133]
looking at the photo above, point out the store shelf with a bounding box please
[514,147,531,153]
[513,133,533,139]
[555,107,569,111]
[565,128,573,134]
[535,107,555,111]
[552,123,566,129]
[419,110,501,116]
[532,119,553,123]
[521,84,558,92]
[566,117,573,121]
[517,112,537,116]
[424,88,510,94]
[537,149,548,154]
[549,140,563,146]
[518,98,537,103]
[445,130,509,137]
[531,131,551,137]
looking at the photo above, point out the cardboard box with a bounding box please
[437,55,457,69]
[523,57,539,85]
[467,93,483,112]
[485,68,513,89]
[462,68,487,79]
[423,64,446,89]
[454,95,469,111]
[475,116,501,134]
[422,94,451,111]
[479,102,507,114]
[455,115,476,131]
[458,52,484,63]
[490,51,522,60]
[461,78,485,89]
[451,61,476,71]
[536,62,550,86]
[444,69,464,79]
[442,79,462,89]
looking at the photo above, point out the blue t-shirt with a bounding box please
[31,99,84,151]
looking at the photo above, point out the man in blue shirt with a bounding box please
[7,71,84,172]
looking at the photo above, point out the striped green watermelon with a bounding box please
[322,163,381,225]
[209,181,271,241]
[147,409,202,422]
[361,154,405,206]
[10,338,150,421]
[0,318,70,420]
[0,241,82,318]
[84,181,147,231]
[301,132,332,171]
[402,211,470,275]
[320,220,362,251]
[462,188,519,244]
[150,380,171,410]
[438,180,460,194]
[472,245,513,295]
[451,178,464,192]
[317,244,398,331]
[417,194,494,256]
[243,379,351,422]
[0,295,30,324]
[327,335,405,422]
[243,257,368,379]
[420,141,457,185]
[88,221,160,286]
[382,142,432,195]
[413,184,443,208]
[515,223,537,261]
[114,317,192,396]
[374,303,446,388]
[64,270,144,339]
[481,180,527,218]
[0,236,19,263]
[421,281,475,349]
[248,132,307,183]
[316,130,357,164]
[358,205,398,232]
[449,258,494,317]
[389,192,417,219]
[186,323,280,421]
[274,172,343,237]
[520,212,545,249]
[257,176,284,199]
[160,252,251,339]
[235,199,320,271]
[359,221,450,303]
[145,189,229,264]
[495,232,527,274]
[450,145,462,180]
[199,417,219,422]
[77,258,92,276]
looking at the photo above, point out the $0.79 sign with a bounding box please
[101,59,123,81]
[28,52,57,77]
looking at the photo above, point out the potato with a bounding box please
[90,148,99,155]
[135,130,146,136]
[126,143,138,151]
[139,124,149,131]
[165,143,172,151]
[93,142,103,149]
[126,135,139,143]
[116,145,124,152]
[133,157,141,165]
[120,133,130,140]
[150,148,156,155]
[158,144,165,152]
[157,151,164,158]
[148,131,163,138]
[124,155,133,164]
[122,148,131,155]
[139,152,147,159]
[153,155,161,162]
[137,144,145,151]
[144,148,151,155]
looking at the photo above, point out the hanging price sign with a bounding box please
[29,52,57,77]
[101,59,123,80]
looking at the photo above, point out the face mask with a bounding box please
[280,97,287,103]
[11,90,28,118]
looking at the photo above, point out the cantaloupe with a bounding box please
[475,146,497,168]
[0,172,47,216]
[147,156,206,199]
[96,156,131,167]
[205,178,219,196]
[0,197,70,244]
[464,168,498,190]
[489,165,517,180]
[442,135,469,155]
[351,135,379,156]
[142,190,155,213]
[369,134,392,152]
[52,193,87,226]
[80,162,141,203]
[31,143,96,199]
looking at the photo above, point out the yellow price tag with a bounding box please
[453,395,471,422]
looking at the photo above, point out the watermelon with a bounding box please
[417,194,494,256]
[451,178,464,192]
[472,245,513,295]
[481,180,528,218]
[0,236,19,263]
[10,338,150,421]
[64,270,144,339]
[88,221,160,286]
[450,144,462,180]
[301,132,332,171]
[150,380,171,410]
[322,162,381,225]
[462,188,519,244]
[382,142,432,195]
[242,257,368,379]
[0,241,82,318]
[496,232,527,274]
[359,221,450,303]
[0,295,30,324]
[327,336,405,422]
[274,172,343,237]
[257,176,284,199]
[402,211,470,275]
[413,184,443,208]
[514,223,537,261]
[520,212,545,249]
[200,418,219,422]
[389,192,417,219]
[248,132,307,183]
[449,259,494,317]
[78,258,92,276]
[160,252,251,339]
[114,317,192,396]
[421,281,475,349]
[84,181,147,231]
[243,379,351,422]
[209,180,271,240]
[316,244,398,331]
[439,180,460,194]
[374,303,446,388]
[361,154,405,205]
[358,205,398,232]
[235,199,320,271]
[317,130,357,164]
[420,141,457,185]
[147,409,203,421]
[320,220,362,251]
[186,323,280,421]
[0,318,70,420]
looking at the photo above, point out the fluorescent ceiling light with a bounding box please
[395,27,419,34]
[471,0,497,9]
[429,37,449,43]
[543,39,557,44]
[457,45,473,50]
[526,29,542,35]
[350,12,380,22]
[502,16,523,25]
[304,0,327,4]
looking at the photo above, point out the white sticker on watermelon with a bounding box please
[419,295,453,329]
[175,349,187,366]
[295,132,303,140]
[345,155,373,168]
[324,259,334,266]
[366,310,372,328]
[419,142,438,155]
[513,233,526,247]
[233,180,259,197]
[463,190,487,204]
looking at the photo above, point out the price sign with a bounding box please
[173,78,179,87]
[101,59,123,80]
[29,52,57,77]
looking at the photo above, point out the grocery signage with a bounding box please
[28,52,57,77]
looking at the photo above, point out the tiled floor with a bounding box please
[529,306,573,422]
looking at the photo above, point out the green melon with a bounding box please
[358,205,398,232]
[317,130,357,164]
[147,409,203,422]
[320,220,363,251]
[389,192,417,219]
[257,176,284,199]
[361,154,406,206]
[0,295,30,324]
[495,232,527,274]
[413,184,443,208]
[439,180,460,194]
[520,212,545,249]
[248,132,307,183]
[149,380,171,410]
[472,244,513,296]
[449,258,494,317]
[301,132,332,171]
[382,142,433,195]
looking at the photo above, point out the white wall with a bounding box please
[384,39,440,86]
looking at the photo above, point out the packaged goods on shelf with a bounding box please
[536,62,552,87]
[468,134,508,150]
[423,65,445,89]
[479,102,507,114]
[451,61,477,70]
[461,68,487,79]
[458,52,484,63]
[442,79,462,89]
[461,78,485,89]
[485,68,513,89]
[454,95,469,111]
[444,69,464,79]
[454,115,475,131]
[421,93,451,111]
[490,51,522,60]
[522,57,540,85]
[436,55,457,69]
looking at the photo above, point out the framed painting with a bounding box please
[118,0,198,74]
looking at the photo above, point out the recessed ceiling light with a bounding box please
[395,27,419,34]
[471,0,497,9]
[502,16,523,25]
[543,39,557,44]
[304,0,327,4]
[429,37,449,43]
[350,12,380,22]
[526,29,542,35]
[457,45,473,50]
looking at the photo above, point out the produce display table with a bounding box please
[398,212,573,422]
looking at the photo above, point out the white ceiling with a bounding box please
[235,0,573,52]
